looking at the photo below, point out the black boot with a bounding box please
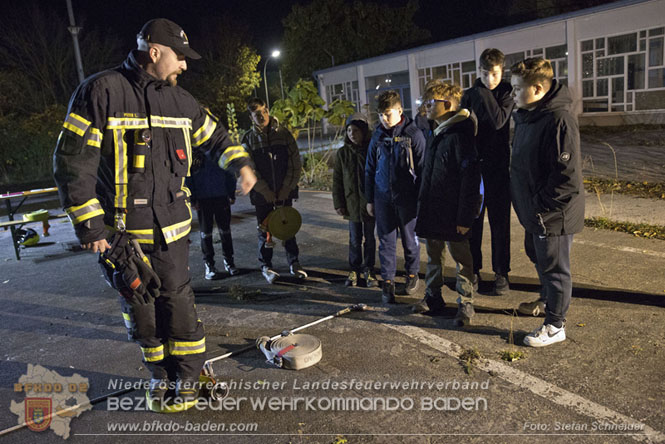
[382,280,396,304]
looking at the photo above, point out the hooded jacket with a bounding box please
[332,114,372,222]
[460,78,513,170]
[510,80,584,236]
[364,115,426,209]
[415,109,481,241]
[186,152,237,201]
[53,50,250,246]
[242,116,301,206]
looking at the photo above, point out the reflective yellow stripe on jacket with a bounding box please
[218,145,250,169]
[161,201,192,244]
[106,117,149,209]
[63,113,91,137]
[65,198,105,225]
[192,114,216,147]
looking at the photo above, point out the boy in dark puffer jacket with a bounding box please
[332,113,378,288]
[414,81,481,326]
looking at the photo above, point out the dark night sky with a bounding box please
[53,0,619,64]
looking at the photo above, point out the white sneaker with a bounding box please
[523,323,566,347]
[205,262,219,280]
[261,266,279,284]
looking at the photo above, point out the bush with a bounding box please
[0,105,65,185]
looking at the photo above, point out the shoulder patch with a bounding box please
[560,152,571,162]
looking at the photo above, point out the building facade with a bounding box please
[314,0,665,127]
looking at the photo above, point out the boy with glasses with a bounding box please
[413,82,481,326]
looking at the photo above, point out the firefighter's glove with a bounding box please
[133,254,161,302]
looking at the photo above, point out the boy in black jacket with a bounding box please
[510,58,584,347]
[461,48,514,295]
[413,81,481,326]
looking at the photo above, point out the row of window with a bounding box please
[324,26,665,115]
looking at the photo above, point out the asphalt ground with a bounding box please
[0,189,663,444]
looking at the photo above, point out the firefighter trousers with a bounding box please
[119,232,205,381]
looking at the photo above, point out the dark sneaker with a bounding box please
[412,291,445,314]
[493,273,509,295]
[518,299,546,317]
[345,271,358,287]
[261,266,279,284]
[454,302,475,327]
[472,273,480,292]
[148,378,169,402]
[204,262,220,280]
[224,259,239,276]
[404,274,420,295]
[523,323,566,347]
[175,378,200,402]
[382,280,396,304]
[364,269,379,288]
[290,261,308,279]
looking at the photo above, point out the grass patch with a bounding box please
[500,350,526,362]
[585,217,665,240]
[459,348,482,375]
[584,178,665,200]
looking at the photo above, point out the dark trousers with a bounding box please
[374,200,420,281]
[349,218,376,272]
[120,232,205,381]
[255,200,299,267]
[196,197,233,265]
[524,231,574,328]
[470,168,511,276]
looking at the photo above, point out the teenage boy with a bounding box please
[510,58,584,347]
[243,98,306,284]
[461,48,514,295]
[365,90,426,303]
[413,82,481,326]
[186,151,239,280]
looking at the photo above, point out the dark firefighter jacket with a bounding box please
[510,80,585,236]
[242,117,301,206]
[415,109,481,242]
[53,50,251,246]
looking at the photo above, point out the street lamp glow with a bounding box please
[264,49,283,108]
[271,50,281,58]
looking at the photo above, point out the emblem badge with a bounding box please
[25,398,52,432]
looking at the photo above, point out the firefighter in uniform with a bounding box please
[53,18,257,404]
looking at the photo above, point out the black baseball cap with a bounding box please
[138,18,201,60]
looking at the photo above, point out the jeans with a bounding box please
[524,231,574,328]
[349,218,376,272]
[425,238,474,304]
[196,197,233,265]
[374,200,420,281]
[255,201,299,268]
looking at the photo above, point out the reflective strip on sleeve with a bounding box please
[141,345,165,362]
[63,113,91,137]
[113,129,128,209]
[182,128,193,176]
[192,114,217,147]
[106,117,149,129]
[168,338,206,356]
[85,128,103,148]
[127,228,154,245]
[150,116,192,129]
[65,198,105,225]
[218,145,250,168]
